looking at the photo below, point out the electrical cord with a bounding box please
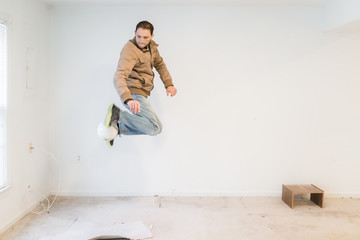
[27,146,61,215]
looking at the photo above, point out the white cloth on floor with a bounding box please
[38,221,153,240]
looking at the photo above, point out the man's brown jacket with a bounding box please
[113,38,173,103]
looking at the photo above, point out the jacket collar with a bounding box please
[130,37,158,52]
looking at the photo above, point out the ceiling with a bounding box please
[41,0,330,6]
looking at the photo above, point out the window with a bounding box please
[0,20,7,189]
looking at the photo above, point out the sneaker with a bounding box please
[106,139,115,147]
[105,122,119,147]
[104,103,120,128]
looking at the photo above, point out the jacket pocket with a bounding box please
[139,55,150,64]
[139,77,145,85]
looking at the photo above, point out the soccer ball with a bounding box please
[97,121,118,140]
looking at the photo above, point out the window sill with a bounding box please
[0,184,12,198]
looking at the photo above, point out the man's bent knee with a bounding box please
[148,123,162,136]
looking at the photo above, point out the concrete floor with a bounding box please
[1,196,360,240]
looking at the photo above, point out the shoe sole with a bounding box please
[104,103,114,128]
[106,140,113,147]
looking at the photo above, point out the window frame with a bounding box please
[0,19,8,191]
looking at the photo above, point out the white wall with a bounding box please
[49,4,360,197]
[0,0,50,234]
[325,0,360,30]
[0,0,359,235]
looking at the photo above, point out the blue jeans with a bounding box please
[118,94,162,136]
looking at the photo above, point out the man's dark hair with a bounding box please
[136,21,154,35]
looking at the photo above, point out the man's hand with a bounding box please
[166,86,177,97]
[127,100,141,114]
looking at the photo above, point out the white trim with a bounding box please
[0,184,11,198]
[55,191,281,197]
[325,192,360,199]
[0,19,8,189]
[54,191,360,198]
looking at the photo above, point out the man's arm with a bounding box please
[166,86,177,97]
[153,48,174,89]
[113,46,138,103]
[127,100,141,114]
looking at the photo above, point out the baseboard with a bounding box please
[53,191,281,197]
[324,192,360,198]
[52,191,360,198]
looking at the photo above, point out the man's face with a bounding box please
[135,28,153,49]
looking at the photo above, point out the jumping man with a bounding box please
[100,21,177,146]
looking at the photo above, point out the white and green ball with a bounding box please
[97,121,118,140]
